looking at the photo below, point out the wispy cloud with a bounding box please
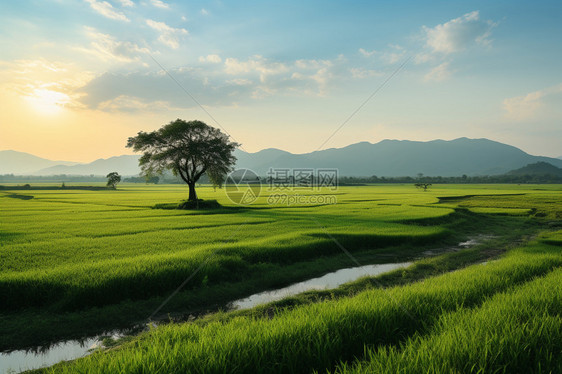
[381,44,406,64]
[224,55,289,82]
[199,54,222,63]
[422,11,495,54]
[78,26,149,63]
[116,0,134,7]
[350,68,382,79]
[98,95,173,112]
[226,78,253,86]
[84,0,130,22]
[424,62,452,82]
[358,48,376,57]
[77,53,347,111]
[200,8,209,16]
[503,83,562,121]
[149,0,169,9]
[416,11,496,83]
[146,19,188,49]
[0,58,92,110]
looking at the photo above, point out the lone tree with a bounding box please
[415,182,432,191]
[127,119,239,202]
[106,172,121,189]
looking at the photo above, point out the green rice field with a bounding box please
[1,183,561,372]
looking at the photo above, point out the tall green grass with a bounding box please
[0,186,455,312]
[43,241,562,373]
[334,266,562,373]
[1,184,559,352]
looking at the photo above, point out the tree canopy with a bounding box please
[126,119,239,201]
[106,172,121,189]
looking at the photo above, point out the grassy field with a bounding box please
[44,238,562,373]
[1,183,561,371]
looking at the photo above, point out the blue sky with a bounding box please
[0,0,561,161]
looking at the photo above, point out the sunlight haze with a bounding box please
[1,0,561,162]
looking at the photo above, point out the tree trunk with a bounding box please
[188,182,198,202]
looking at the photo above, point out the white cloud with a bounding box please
[294,59,332,70]
[98,95,172,112]
[150,0,169,9]
[381,44,406,64]
[116,0,134,7]
[350,68,382,79]
[223,56,338,96]
[78,53,345,111]
[359,48,376,57]
[310,68,332,94]
[225,55,289,82]
[146,19,188,49]
[227,78,253,86]
[424,62,452,82]
[503,84,562,121]
[0,59,93,111]
[423,11,495,54]
[201,8,209,15]
[79,26,150,63]
[251,86,277,99]
[413,53,434,64]
[199,54,222,63]
[84,0,129,22]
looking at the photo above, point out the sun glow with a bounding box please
[25,88,71,115]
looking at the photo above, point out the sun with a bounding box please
[25,88,71,115]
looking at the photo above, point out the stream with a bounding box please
[0,235,493,373]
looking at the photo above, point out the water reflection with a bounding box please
[229,262,412,310]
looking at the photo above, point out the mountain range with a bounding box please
[0,150,79,175]
[507,162,562,176]
[234,138,562,177]
[1,138,561,177]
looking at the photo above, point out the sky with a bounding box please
[0,0,561,162]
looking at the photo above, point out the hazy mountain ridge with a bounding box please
[2,138,562,177]
[234,138,562,177]
[0,150,78,175]
[32,155,141,176]
[507,162,562,176]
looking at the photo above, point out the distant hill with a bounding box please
[507,162,562,176]
[33,155,141,176]
[0,150,77,175]
[3,138,562,177]
[234,138,562,177]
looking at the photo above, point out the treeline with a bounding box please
[124,175,211,184]
[339,174,562,184]
[0,174,185,184]
[0,174,107,183]
[2,173,561,185]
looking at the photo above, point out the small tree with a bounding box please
[106,172,121,189]
[146,176,159,184]
[127,119,239,201]
[415,182,432,191]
